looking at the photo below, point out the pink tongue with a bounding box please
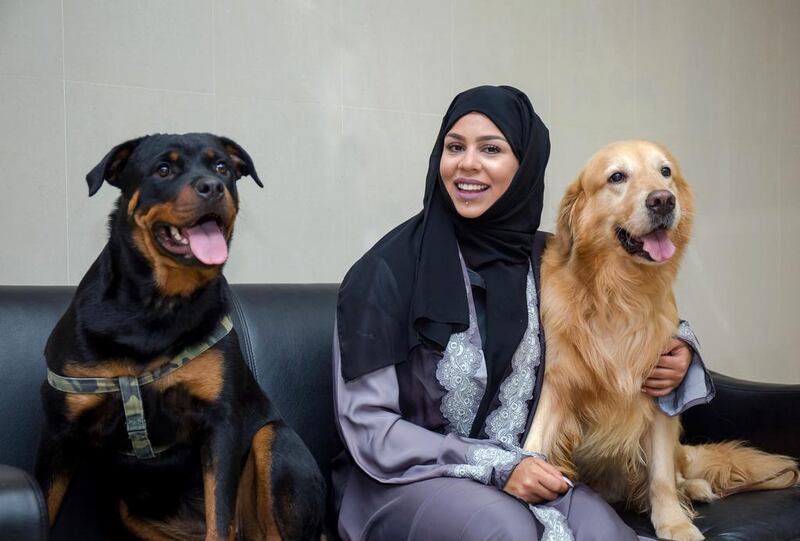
[641,229,675,262]
[183,221,228,265]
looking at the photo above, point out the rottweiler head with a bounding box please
[86,133,262,296]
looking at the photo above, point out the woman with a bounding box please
[333,85,712,540]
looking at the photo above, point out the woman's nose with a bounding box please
[459,148,480,171]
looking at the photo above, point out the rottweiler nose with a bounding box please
[646,190,675,216]
[193,177,225,201]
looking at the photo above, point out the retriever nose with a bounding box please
[646,190,675,216]
[193,177,225,201]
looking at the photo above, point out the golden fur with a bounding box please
[524,140,798,541]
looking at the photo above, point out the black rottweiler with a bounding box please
[35,133,325,540]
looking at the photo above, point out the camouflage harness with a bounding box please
[47,315,234,460]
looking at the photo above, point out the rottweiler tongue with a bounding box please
[183,221,228,265]
[641,229,675,262]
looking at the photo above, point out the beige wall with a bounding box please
[1,0,798,384]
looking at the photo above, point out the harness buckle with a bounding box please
[118,376,156,459]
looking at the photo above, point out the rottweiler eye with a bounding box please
[608,172,626,184]
[215,161,229,176]
[156,163,171,178]
[661,166,672,177]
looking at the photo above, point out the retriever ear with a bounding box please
[555,175,585,257]
[220,136,263,187]
[672,167,695,247]
[85,137,145,196]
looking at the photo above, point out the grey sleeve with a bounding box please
[657,320,716,417]
[333,323,529,489]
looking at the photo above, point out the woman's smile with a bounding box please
[454,177,490,199]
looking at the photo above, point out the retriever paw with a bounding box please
[656,521,704,541]
[680,478,719,503]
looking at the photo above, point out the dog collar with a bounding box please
[47,314,234,460]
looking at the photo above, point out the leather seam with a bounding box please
[229,288,258,380]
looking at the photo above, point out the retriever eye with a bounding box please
[661,166,671,177]
[156,163,171,178]
[215,161,229,176]
[608,172,626,184]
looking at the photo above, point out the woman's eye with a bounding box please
[215,161,229,175]
[483,145,500,154]
[446,143,464,152]
[156,164,170,178]
[608,171,626,184]
[661,166,672,177]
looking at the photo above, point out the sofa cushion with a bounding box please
[617,487,800,540]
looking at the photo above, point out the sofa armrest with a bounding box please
[681,371,800,460]
[0,465,48,541]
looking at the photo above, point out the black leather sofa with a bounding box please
[1,284,798,540]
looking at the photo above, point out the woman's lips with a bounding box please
[454,178,489,201]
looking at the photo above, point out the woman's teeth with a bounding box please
[169,226,189,245]
[456,183,488,191]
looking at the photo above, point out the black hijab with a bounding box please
[338,85,550,428]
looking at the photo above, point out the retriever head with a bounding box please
[554,140,693,272]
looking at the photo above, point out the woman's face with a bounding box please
[439,112,519,219]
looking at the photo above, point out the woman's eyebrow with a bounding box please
[444,133,507,142]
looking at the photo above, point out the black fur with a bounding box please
[35,133,324,540]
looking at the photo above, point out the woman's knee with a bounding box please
[567,485,638,541]
[400,479,539,541]
[458,498,540,541]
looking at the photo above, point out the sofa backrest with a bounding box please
[227,284,343,476]
[0,284,344,480]
[1,286,75,472]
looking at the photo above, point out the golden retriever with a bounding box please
[523,140,798,541]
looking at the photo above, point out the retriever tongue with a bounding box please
[183,221,228,265]
[641,229,675,262]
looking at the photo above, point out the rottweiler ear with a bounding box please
[86,137,145,197]
[220,136,263,187]
[555,175,585,257]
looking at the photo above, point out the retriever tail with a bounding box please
[679,442,799,499]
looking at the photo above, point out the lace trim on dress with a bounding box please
[436,259,486,437]
[531,505,575,541]
[484,266,540,447]
[449,445,519,485]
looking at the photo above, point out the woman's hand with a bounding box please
[642,337,692,397]
[503,457,570,504]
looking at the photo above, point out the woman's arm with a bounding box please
[333,323,567,501]
[643,320,715,416]
[334,327,518,488]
